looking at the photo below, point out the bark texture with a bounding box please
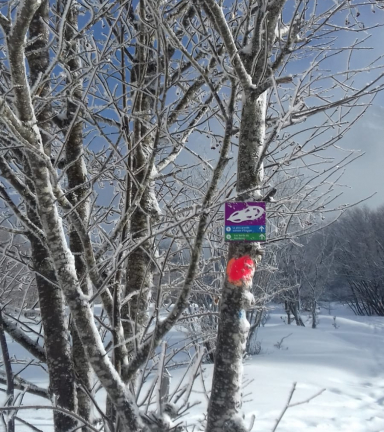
[62,3,93,424]
[205,92,266,432]
[2,1,142,430]
[123,12,160,359]
[28,148,144,432]
[26,3,78,430]
[205,2,286,429]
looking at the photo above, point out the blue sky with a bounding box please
[37,1,384,211]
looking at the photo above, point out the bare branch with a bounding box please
[1,313,46,363]
[199,0,254,90]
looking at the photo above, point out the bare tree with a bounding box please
[274,231,336,328]
[198,1,384,430]
[0,1,383,432]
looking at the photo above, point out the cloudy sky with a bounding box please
[335,104,384,208]
[172,1,384,211]
[330,4,384,208]
[335,5,384,208]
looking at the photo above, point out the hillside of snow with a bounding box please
[3,304,384,431]
[238,304,384,432]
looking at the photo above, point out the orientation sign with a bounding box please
[224,202,266,242]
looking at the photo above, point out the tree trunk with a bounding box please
[245,309,263,354]
[205,90,265,432]
[289,301,305,327]
[30,240,78,431]
[62,3,93,425]
[204,2,286,422]
[311,300,317,329]
[285,300,292,324]
[122,18,160,359]
[123,201,155,355]
[27,3,78,430]
[26,146,144,431]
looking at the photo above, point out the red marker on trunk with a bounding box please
[226,255,255,287]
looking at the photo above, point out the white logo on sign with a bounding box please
[227,206,265,224]
[226,234,231,239]
[226,227,231,232]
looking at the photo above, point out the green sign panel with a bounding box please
[225,232,266,241]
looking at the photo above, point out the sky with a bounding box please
[326,7,384,208]
[331,4,384,208]
[281,1,384,209]
[334,104,384,208]
[195,1,384,210]
[48,0,384,212]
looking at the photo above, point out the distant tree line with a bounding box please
[266,205,384,323]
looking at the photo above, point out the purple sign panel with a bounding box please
[225,202,266,226]
[224,202,266,242]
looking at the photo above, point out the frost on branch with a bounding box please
[0,0,383,431]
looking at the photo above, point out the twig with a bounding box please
[0,371,49,400]
[15,416,44,432]
[272,382,326,432]
[0,406,99,432]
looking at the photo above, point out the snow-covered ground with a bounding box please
[237,304,384,432]
[3,303,384,431]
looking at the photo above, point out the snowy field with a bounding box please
[3,303,384,431]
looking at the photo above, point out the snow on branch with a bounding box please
[0,371,49,400]
[7,0,42,123]
[0,12,10,34]
[199,0,254,90]
[0,313,46,363]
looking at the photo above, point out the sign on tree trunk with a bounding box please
[225,202,266,242]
